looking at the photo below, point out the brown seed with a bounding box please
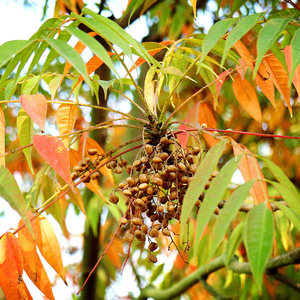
[149,229,159,238]
[140,156,149,164]
[74,165,84,173]
[160,137,169,145]
[189,164,197,174]
[160,152,169,160]
[71,173,77,180]
[204,182,210,190]
[118,182,127,189]
[141,224,148,234]
[139,183,148,190]
[90,171,100,180]
[167,204,175,213]
[211,171,219,178]
[109,193,119,204]
[145,144,153,156]
[132,217,142,226]
[146,186,154,195]
[87,148,98,156]
[150,214,159,222]
[131,187,139,195]
[123,189,132,197]
[152,177,163,186]
[178,162,187,171]
[195,200,201,208]
[187,155,194,164]
[169,191,177,200]
[160,196,168,204]
[119,217,128,225]
[180,176,189,183]
[118,160,128,167]
[134,229,143,240]
[148,242,158,252]
[133,198,144,208]
[83,176,91,183]
[114,166,123,174]
[153,156,163,164]
[162,228,171,236]
[152,223,161,231]
[157,205,164,213]
[147,254,157,263]
[133,160,141,169]
[126,177,135,186]
[139,174,149,183]
[162,219,169,228]
[124,231,134,242]
[168,172,176,181]
[167,165,177,172]
[126,165,132,174]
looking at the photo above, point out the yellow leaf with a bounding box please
[36,216,67,285]
[18,219,55,300]
[144,66,156,115]
[232,142,268,205]
[0,106,5,166]
[232,73,262,123]
[56,103,78,148]
[191,0,197,18]
[263,55,292,115]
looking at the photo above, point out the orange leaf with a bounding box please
[0,106,5,166]
[56,103,78,148]
[284,45,300,97]
[0,232,30,300]
[67,186,86,215]
[198,103,218,147]
[36,216,67,285]
[20,94,47,132]
[263,55,292,115]
[17,219,55,300]
[78,134,114,185]
[232,73,262,123]
[232,142,268,205]
[234,40,255,71]
[255,71,275,108]
[33,135,73,187]
[216,69,232,97]
[128,41,173,73]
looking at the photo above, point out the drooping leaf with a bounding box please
[181,140,226,239]
[0,166,33,235]
[36,216,67,284]
[216,69,232,97]
[254,17,292,76]
[0,232,32,300]
[208,181,254,261]
[226,222,244,267]
[144,66,156,115]
[33,135,73,187]
[289,28,300,83]
[232,142,268,204]
[243,203,274,291]
[194,155,241,253]
[263,55,292,115]
[222,13,265,65]
[232,73,262,123]
[56,103,78,148]
[198,103,218,147]
[45,37,92,90]
[17,219,55,300]
[276,202,300,232]
[284,45,300,96]
[191,0,197,18]
[269,181,300,216]
[199,18,237,66]
[17,108,34,173]
[262,157,298,195]
[20,94,47,132]
[0,40,31,69]
[0,106,5,167]
[255,69,275,108]
[234,40,255,70]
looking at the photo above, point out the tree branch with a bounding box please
[138,247,300,300]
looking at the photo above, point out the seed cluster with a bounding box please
[108,136,210,263]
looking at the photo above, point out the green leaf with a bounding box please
[194,155,241,253]
[199,18,237,66]
[17,108,34,174]
[262,157,298,195]
[87,195,101,236]
[150,263,164,282]
[289,28,300,83]
[21,75,40,95]
[199,61,217,106]
[64,25,117,75]
[254,17,292,77]
[226,222,244,267]
[276,202,300,232]
[222,13,265,65]
[45,37,92,90]
[180,140,226,239]
[0,166,33,236]
[231,0,247,15]
[208,181,254,261]
[243,203,274,291]
[268,181,300,216]
[0,40,31,69]
[122,0,144,24]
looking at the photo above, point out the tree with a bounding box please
[0,0,299,299]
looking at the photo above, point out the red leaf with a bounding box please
[33,135,73,187]
[216,69,232,97]
[20,94,47,132]
[177,122,189,149]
